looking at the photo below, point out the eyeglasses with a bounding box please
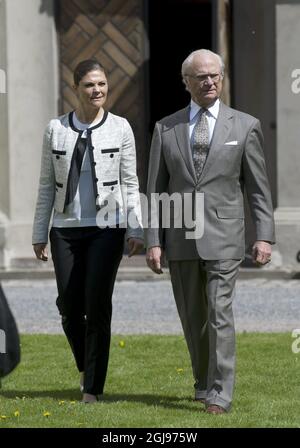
[185,73,222,85]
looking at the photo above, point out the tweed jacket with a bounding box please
[32,111,143,244]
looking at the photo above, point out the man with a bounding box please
[145,49,275,414]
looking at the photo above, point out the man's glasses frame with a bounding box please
[185,73,222,85]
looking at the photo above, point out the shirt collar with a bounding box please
[189,98,220,121]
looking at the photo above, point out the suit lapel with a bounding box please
[197,101,234,184]
[174,107,197,182]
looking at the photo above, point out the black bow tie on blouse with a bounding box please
[65,136,87,207]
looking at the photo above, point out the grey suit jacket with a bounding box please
[146,101,275,260]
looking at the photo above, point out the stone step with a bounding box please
[0,266,298,281]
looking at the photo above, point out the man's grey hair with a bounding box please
[181,49,225,78]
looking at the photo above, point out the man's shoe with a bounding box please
[206,404,226,415]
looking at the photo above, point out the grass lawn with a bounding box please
[0,333,299,428]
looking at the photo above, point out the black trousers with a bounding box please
[49,226,125,395]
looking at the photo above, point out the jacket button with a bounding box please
[111,186,114,191]
[93,162,96,166]
[96,205,100,211]
[95,178,98,182]
[96,194,99,198]
[56,155,60,160]
[110,154,114,158]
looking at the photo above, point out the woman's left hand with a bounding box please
[127,238,144,257]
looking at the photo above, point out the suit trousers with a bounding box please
[49,226,125,395]
[168,258,242,411]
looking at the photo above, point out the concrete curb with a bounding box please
[0,267,299,281]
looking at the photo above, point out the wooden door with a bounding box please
[57,0,148,189]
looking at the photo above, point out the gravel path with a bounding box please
[1,279,300,334]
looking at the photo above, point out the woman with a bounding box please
[32,59,143,403]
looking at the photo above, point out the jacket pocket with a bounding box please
[101,148,120,154]
[52,150,67,155]
[216,206,244,219]
[103,180,118,187]
[98,180,121,208]
[55,181,63,192]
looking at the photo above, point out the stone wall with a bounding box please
[0,0,58,267]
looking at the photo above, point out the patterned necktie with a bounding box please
[192,109,209,179]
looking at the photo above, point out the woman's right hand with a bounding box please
[33,243,48,261]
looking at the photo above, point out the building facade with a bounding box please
[0,0,300,269]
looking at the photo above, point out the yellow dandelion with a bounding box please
[119,340,125,348]
[14,410,20,417]
[0,415,7,419]
[70,401,76,405]
[58,401,65,405]
[43,411,51,417]
[176,368,184,373]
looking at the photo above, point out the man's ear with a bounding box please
[182,77,190,93]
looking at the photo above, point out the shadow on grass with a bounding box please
[104,393,206,412]
[0,389,206,412]
[0,389,82,401]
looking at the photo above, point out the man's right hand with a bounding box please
[146,246,163,274]
[33,243,48,261]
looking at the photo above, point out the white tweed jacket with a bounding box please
[32,111,143,244]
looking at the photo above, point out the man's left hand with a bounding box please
[252,241,272,265]
[127,238,144,257]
